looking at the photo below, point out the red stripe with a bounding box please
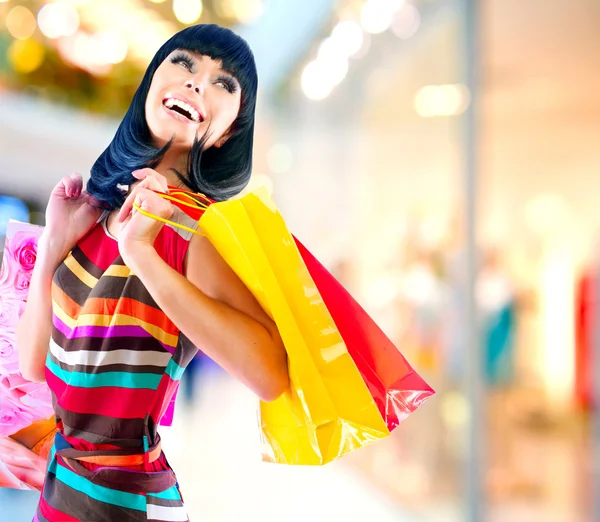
[149,374,179,422]
[153,214,194,274]
[78,225,119,270]
[39,495,79,522]
[46,370,156,418]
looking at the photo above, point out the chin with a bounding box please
[150,127,192,149]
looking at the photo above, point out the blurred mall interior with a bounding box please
[1,0,600,520]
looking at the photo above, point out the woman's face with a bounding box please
[145,49,242,152]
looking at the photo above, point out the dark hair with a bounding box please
[87,24,258,209]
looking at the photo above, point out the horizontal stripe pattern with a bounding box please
[63,253,98,288]
[50,337,172,370]
[38,493,79,522]
[47,370,160,419]
[48,350,168,378]
[42,462,147,521]
[77,226,121,271]
[53,313,179,349]
[47,352,163,390]
[38,197,199,519]
[53,294,178,336]
[70,244,105,279]
[148,486,183,502]
[56,403,146,445]
[54,458,147,511]
[53,326,172,354]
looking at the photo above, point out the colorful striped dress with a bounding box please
[35,202,200,522]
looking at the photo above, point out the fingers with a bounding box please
[118,179,150,222]
[118,171,169,222]
[134,187,174,218]
[117,184,173,223]
[56,173,83,198]
[132,169,169,193]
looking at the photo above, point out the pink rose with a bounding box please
[0,297,20,330]
[0,332,20,377]
[13,272,31,298]
[0,249,16,295]
[0,395,34,437]
[8,231,39,273]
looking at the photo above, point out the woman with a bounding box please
[16,24,289,522]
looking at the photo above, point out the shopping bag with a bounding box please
[199,188,393,465]
[0,220,55,490]
[294,240,435,431]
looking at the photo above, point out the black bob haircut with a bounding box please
[87,24,258,209]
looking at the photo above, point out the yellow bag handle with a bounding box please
[131,189,209,237]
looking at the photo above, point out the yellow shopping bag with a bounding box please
[198,188,390,465]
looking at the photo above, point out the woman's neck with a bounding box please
[153,149,189,188]
[152,165,187,188]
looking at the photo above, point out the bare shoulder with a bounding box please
[183,231,252,305]
[184,233,227,298]
[183,230,276,331]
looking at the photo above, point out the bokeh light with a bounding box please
[360,0,403,34]
[6,6,37,40]
[37,2,80,40]
[7,38,45,74]
[173,0,203,24]
[56,30,113,76]
[301,60,335,101]
[93,29,128,64]
[128,19,175,64]
[351,30,371,60]
[392,4,420,39]
[214,0,263,23]
[317,40,349,86]
[330,20,364,58]
[224,0,264,24]
[414,84,471,117]
[241,173,274,197]
[440,391,469,429]
[267,144,294,174]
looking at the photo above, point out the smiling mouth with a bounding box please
[162,98,203,123]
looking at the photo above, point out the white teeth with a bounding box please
[164,98,201,122]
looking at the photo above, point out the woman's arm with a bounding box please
[17,235,68,383]
[125,237,289,402]
[17,173,102,382]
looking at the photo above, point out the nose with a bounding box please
[185,80,204,96]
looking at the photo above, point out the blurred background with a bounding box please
[1,0,599,520]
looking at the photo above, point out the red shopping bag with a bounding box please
[294,239,434,430]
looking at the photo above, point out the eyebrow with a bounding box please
[177,49,239,84]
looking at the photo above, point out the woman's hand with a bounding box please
[44,173,103,257]
[116,169,173,267]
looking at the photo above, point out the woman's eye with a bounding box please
[170,55,193,70]
[215,78,237,93]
